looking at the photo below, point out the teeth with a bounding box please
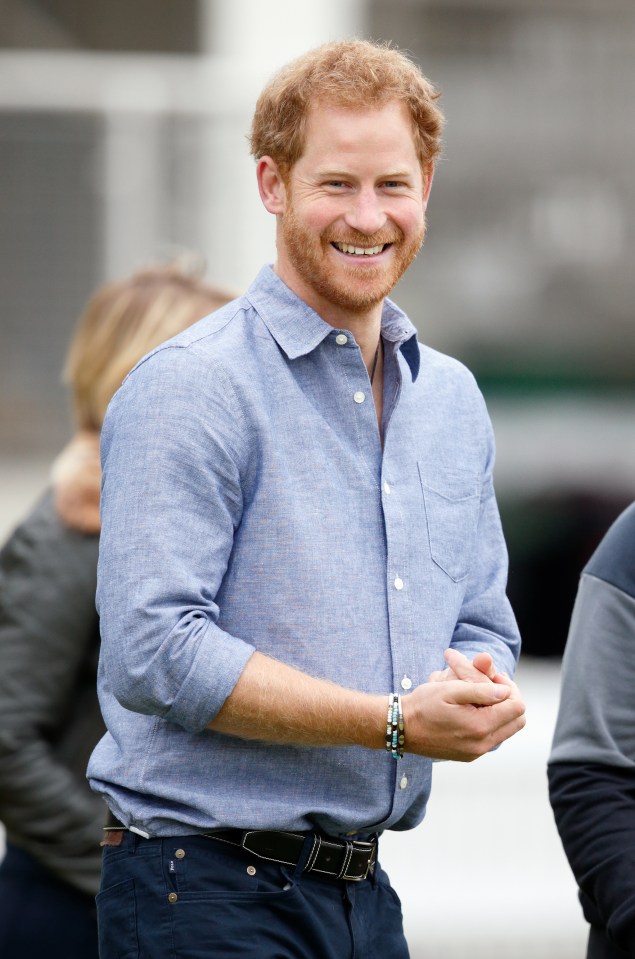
[335,243,384,256]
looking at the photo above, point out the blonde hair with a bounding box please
[64,262,236,431]
[250,39,444,178]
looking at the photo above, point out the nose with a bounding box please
[344,187,387,236]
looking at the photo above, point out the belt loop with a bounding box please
[304,833,321,875]
[337,842,354,880]
[293,834,316,879]
[369,834,379,888]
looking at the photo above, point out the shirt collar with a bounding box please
[245,265,420,382]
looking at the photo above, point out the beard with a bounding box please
[280,204,425,315]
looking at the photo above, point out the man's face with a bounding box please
[274,99,431,319]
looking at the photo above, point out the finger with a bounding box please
[487,707,527,747]
[471,652,497,680]
[429,665,460,683]
[492,672,511,685]
[444,649,493,684]
[445,679,511,706]
[443,648,474,678]
[493,674,521,699]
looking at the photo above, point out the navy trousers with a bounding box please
[97,831,409,959]
[0,843,99,959]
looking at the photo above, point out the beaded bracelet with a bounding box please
[385,693,405,759]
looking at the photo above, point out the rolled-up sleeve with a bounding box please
[97,345,256,733]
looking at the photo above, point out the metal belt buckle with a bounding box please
[344,839,376,882]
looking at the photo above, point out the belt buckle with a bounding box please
[343,839,376,882]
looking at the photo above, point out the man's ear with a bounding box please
[422,162,435,206]
[257,157,287,214]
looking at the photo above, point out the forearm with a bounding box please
[549,761,635,952]
[210,650,525,761]
[209,651,386,749]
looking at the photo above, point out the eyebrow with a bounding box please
[316,169,416,180]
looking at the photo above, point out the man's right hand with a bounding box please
[402,676,526,762]
[209,649,525,760]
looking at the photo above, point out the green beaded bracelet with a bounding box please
[385,692,404,759]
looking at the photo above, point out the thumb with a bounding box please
[449,680,510,706]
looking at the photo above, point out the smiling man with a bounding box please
[268,100,428,316]
[90,40,525,959]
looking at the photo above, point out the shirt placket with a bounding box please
[381,348,418,808]
[329,330,383,484]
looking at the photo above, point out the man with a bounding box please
[89,39,525,959]
[549,503,635,958]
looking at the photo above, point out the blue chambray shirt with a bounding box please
[88,264,520,839]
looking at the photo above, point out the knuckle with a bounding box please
[473,712,491,739]
[470,738,490,760]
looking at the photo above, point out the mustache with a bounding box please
[323,228,403,246]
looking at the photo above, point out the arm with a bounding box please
[0,495,105,896]
[548,511,635,953]
[210,648,525,762]
[449,408,520,679]
[548,761,635,952]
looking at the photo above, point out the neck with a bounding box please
[339,309,382,361]
[272,259,385,356]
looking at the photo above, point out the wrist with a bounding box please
[385,693,405,759]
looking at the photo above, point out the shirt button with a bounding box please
[401,676,412,690]
[399,776,408,790]
[246,866,257,876]
[353,391,366,404]
[394,577,404,590]
[336,334,348,345]
[383,481,391,495]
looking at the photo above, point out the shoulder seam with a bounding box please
[584,569,635,603]
[124,307,243,382]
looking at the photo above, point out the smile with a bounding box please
[332,242,388,256]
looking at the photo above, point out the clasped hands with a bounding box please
[401,649,526,762]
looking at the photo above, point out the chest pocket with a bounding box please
[418,464,481,583]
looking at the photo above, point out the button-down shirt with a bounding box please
[88,264,520,839]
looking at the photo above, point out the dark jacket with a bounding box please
[548,503,635,958]
[0,434,106,896]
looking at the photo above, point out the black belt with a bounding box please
[204,829,377,882]
[105,811,376,883]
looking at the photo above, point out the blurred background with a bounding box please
[1,0,634,954]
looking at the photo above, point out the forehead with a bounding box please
[298,99,420,172]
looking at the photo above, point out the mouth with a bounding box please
[331,241,391,257]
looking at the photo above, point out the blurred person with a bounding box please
[549,502,635,958]
[0,263,235,959]
[90,40,526,959]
